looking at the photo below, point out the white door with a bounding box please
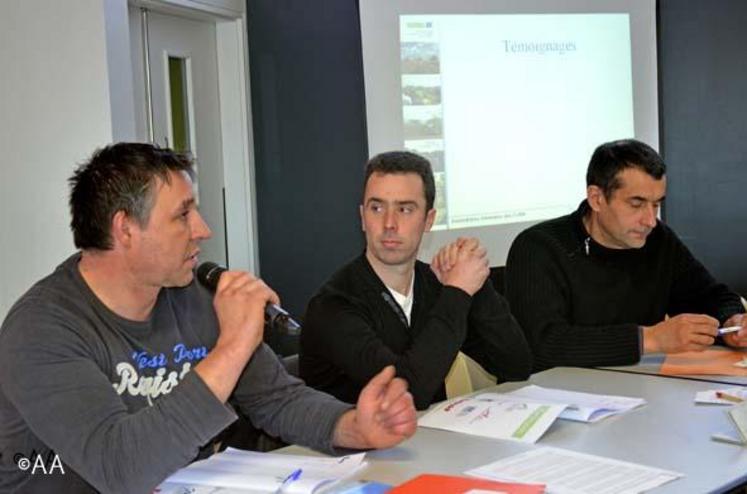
[129,8,227,266]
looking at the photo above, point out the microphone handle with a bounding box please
[265,303,302,336]
[197,262,301,336]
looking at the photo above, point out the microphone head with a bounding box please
[196,262,225,292]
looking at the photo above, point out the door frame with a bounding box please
[129,0,259,273]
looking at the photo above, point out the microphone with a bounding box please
[196,262,301,336]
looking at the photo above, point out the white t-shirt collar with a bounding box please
[385,271,415,325]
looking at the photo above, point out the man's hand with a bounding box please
[642,313,719,354]
[212,271,279,356]
[196,271,279,403]
[722,313,747,348]
[431,237,480,274]
[332,366,417,450]
[430,237,488,296]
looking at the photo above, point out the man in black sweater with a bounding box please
[506,139,746,372]
[300,151,531,410]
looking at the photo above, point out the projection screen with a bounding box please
[359,0,658,265]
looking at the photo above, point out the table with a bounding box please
[599,347,747,386]
[282,367,747,493]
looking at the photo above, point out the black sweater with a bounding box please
[506,201,745,372]
[299,254,532,410]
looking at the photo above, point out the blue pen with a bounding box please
[275,468,302,494]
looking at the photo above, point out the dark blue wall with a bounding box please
[658,0,747,294]
[247,1,367,352]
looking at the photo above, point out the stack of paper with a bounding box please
[729,401,747,440]
[157,448,367,494]
[695,387,747,405]
[503,385,646,422]
[712,400,747,446]
[157,484,252,493]
[419,385,647,442]
[467,447,683,494]
[418,395,567,443]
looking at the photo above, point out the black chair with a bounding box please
[489,266,506,295]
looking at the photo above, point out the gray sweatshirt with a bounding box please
[0,254,350,493]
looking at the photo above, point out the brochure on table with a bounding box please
[158,448,366,494]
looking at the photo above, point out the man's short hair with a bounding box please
[363,151,436,211]
[586,139,666,199]
[69,142,194,250]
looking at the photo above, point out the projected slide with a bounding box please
[399,14,635,230]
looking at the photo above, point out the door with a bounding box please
[130,8,227,267]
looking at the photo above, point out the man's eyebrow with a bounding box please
[176,198,196,212]
[629,195,666,203]
[364,198,420,207]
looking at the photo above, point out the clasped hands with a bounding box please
[430,237,489,296]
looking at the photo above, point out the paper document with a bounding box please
[467,447,683,494]
[710,400,747,446]
[418,395,567,443]
[503,385,646,422]
[695,387,747,405]
[334,481,392,494]
[157,484,255,493]
[158,448,366,494]
[728,401,747,442]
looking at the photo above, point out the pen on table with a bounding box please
[716,391,744,403]
[275,468,302,494]
[718,326,742,336]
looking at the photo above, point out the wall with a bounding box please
[658,0,747,294]
[0,0,115,318]
[104,0,138,141]
[247,0,368,333]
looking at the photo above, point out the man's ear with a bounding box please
[359,204,366,232]
[586,185,606,212]
[424,208,436,232]
[111,210,134,248]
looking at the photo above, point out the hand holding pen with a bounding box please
[720,313,747,348]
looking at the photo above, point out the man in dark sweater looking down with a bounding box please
[506,139,746,372]
[300,151,531,410]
